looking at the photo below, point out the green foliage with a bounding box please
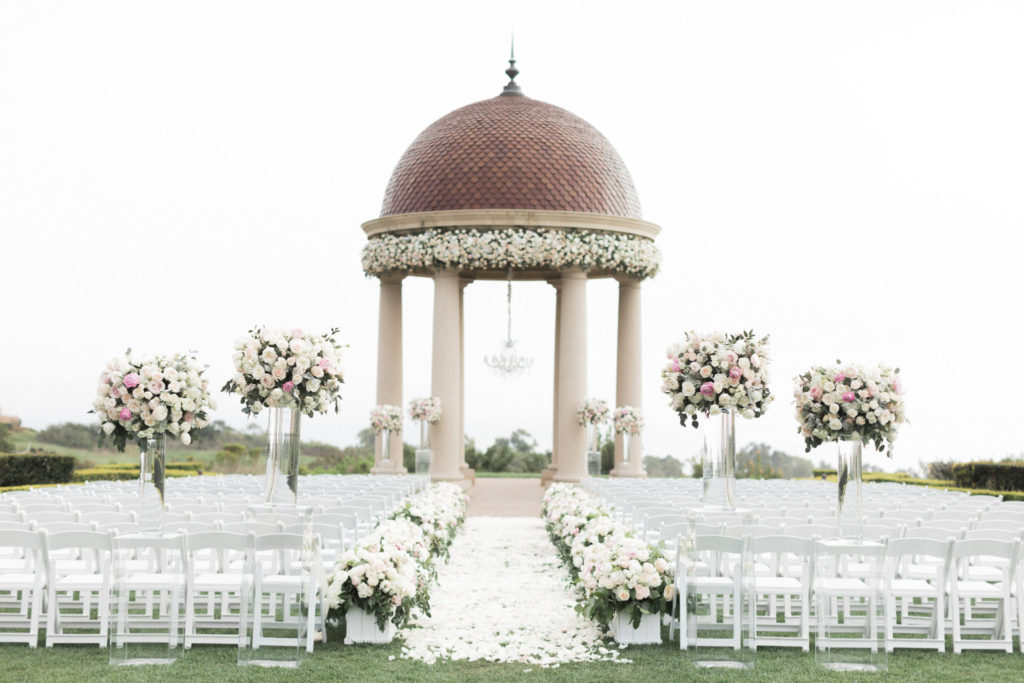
[465,429,549,473]
[953,461,1024,492]
[0,453,76,486]
[643,455,683,478]
[925,460,956,481]
[0,425,14,453]
[737,442,813,479]
[813,468,837,477]
[72,467,194,482]
[305,439,373,475]
[211,442,263,473]
[36,422,100,449]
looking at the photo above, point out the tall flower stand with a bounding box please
[264,406,301,506]
[415,419,432,475]
[836,440,864,538]
[701,411,736,510]
[137,434,166,531]
[586,423,601,477]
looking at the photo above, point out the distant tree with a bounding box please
[925,461,956,481]
[36,422,99,449]
[644,455,683,478]
[0,424,14,453]
[736,442,812,479]
[466,429,549,473]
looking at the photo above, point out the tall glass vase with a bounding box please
[836,439,863,538]
[381,429,392,464]
[265,406,301,506]
[586,423,601,477]
[138,433,166,531]
[415,420,432,475]
[701,410,736,509]
[622,433,632,465]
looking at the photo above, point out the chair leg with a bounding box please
[45,587,57,647]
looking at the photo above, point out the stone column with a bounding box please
[553,269,587,482]
[429,268,466,486]
[459,278,475,484]
[611,277,646,477]
[372,275,406,474]
[541,280,561,485]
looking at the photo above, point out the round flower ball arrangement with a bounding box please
[794,362,906,535]
[660,330,773,509]
[408,397,442,474]
[91,350,215,527]
[221,326,345,504]
[576,398,609,477]
[612,406,644,466]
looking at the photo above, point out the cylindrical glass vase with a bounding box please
[701,410,736,509]
[381,429,392,464]
[419,420,428,451]
[265,406,301,505]
[586,423,601,477]
[622,433,632,465]
[138,433,166,531]
[837,439,863,538]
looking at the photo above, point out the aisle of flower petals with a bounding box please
[399,517,626,667]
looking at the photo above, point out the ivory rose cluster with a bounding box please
[660,330,773,428]
[222,326,344,417]
[576,398,610,426]
[793,362,906,455]
[92,350,215,451]
[408,397,442,424]
[543,484,674,629]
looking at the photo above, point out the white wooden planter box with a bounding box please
[344,606,395,644]
[609,610,662,645]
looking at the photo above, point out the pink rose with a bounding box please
[282,381,295,393]
[833,373,845,383]
[319,358,331,370]
[671,358,680,372]
[123,373,141,388]
[809,386,823,400]
[867,386,879,398]
[728,366,742,381]
[118,408,131,420]
[700,381,715,397]
[184,412,194,422]
[291,328,303,337]
[842,392,855,403]
[894,379,903,394]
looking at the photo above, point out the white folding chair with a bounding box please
[45,530,114,647]
[0,530,47,647]
[185,531,253,648]
[249,533,323,656]
[949,538,1019,653]
[750,535,813,651]
[883,536,953,652]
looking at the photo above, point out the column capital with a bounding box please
[379,273,406,285]
[433,267,459,280]
[614,275,643,288]
[561,268,587,281]
[459,277,474,290]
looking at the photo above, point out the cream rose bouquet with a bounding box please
[612,406,643,436]
[661,330,772,428]
[794,362,906,455]
[370,405,403,434]
[91,350,215,451]
[222,326,344,417]
[325,531,420,631]
[408,397,442,424]
[576,398,609,426]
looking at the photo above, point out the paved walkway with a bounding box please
[466,477,544,518]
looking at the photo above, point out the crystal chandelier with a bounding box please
[484,275,533,376]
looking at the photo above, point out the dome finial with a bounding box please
[501,35,522,96]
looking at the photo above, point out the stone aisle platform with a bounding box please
[466,477,544,518]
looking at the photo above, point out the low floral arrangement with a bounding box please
[370,405,403,434]
[362,228,662,280]
[542,484,674,629]
[222,327,344,417]
[576,398,610,427]
[794,362,906,454]
[612,406,643,436]
[661,330,773,428]
[325,483,467,631]
[91,350,215,451]
[408,397,442,424]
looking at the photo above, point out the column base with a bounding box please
[459,466,476,484]
[609,467,647,478]
[540,466,558,486]
[552,472,583,484]
[371,462,408,475]
[431,473,470,491]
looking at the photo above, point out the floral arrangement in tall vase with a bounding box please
[222,326,344,504]
[795,362,906,537]
[408,397,441,475]
[92,350,215,528]
[370,405,404,466]
[577,398,609,477]
[613,406,644,466]
[661,331,772,509]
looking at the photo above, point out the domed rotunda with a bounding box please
[362,57,661,486]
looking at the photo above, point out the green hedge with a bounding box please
[93,461,203,472]
[73,468,195,482]
[0,453,76,487]
[813,468,837,477]
[952,462,1024,492]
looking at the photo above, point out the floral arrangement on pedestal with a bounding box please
[408,397,442,424]
[661,330,773,427]
[222,327,344,417]
[325,483,467,633]
[91,350,215,451]
[370,405,404,434]
[543,484,674,632]
[612,406,643,436]
[362,228,662,280]
[794,362,906,454]
[576,398,609,426]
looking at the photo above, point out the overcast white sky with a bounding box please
[1,1,1022,473]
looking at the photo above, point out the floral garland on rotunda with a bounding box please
[362,228,661,280]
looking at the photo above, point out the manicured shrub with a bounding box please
[72,467,194,482]
[0,453,76,486]
[952,461,1024,492]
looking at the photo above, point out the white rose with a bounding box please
[102,422,115,435]
[829,404,840,415]
[829,419,843,430]
[180,432,192,445]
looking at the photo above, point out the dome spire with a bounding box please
[501,36,522,96]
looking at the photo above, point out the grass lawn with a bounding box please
[0,636,1020,682]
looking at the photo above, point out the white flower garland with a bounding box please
[362,228,661,280]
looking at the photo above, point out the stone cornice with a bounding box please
[362,209,660,241]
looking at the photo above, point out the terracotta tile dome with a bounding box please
[380,93,642,219]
